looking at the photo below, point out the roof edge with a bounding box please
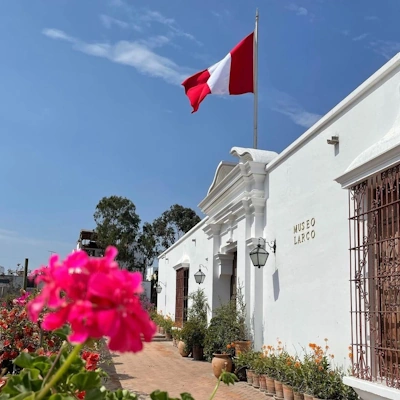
[158,216,209,259]
[266,53,400,172]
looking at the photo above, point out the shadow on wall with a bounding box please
[273,269,280,301]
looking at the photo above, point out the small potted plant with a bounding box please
[181,318,206,360]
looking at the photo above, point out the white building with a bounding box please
[157,54,400,399]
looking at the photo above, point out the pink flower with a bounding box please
[27,246,156,353]
[13,291,30,306]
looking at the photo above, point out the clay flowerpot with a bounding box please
[212,354,232,379]
[303,395,313,400]
[252,373,260,388]
[178,341,189,357]
[265,376,275,394]
[245,369,253,385]
[274,380,284,399]
[192,345,204,361]
[259,374,267,391]
[293,392,304,400]
[233,340,252,355]
[283,384,294,400]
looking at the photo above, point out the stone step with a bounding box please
[152,333,171,342]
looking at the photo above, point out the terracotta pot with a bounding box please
[265,376,275,394]
[303,395,313,400]
[233,340,252,355]
[212,354,232,378]
[293,392,304,400]
[259,374,267,391]
[245,369,253,385]
[178,341,189,357]
[283,384,294,400]
[252,373,260,388]
[192,345,204,361]
[274,380,284,399]
[160,327,165,334]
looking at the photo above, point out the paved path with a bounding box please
[105,341,266,400]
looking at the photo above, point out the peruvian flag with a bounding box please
[182,32,254,113]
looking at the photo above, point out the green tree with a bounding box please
[152,204,201,253]
[135,222,157,272]
[93,196,141,271]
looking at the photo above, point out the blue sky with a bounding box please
[0,0,398,271]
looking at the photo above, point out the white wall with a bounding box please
[157,219,212,319]
[262,58,400,364]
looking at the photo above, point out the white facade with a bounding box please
[158,54,400,400]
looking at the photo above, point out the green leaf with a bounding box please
[84,388,107,400]
[220,371,238,386]
[53,326,70,341]
[48,394,76,400]
[69,371,101,390]
[13,352,34,368]
[180,394,195,400]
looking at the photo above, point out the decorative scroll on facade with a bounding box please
[349,164,400,388]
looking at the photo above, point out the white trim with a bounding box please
[215,253,234,277]
[343,377,400,400]
[266,53,400,173]
[173,262,190,271]
[335,142,400,188]
[158,217,209,259]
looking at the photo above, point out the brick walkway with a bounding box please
[104,341,266,400]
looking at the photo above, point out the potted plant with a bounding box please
[233,286,253,355]
[181,318,206,360]
[204,300,241,361]
[234,349,254,383]
[163,315,174,340]
[180,288,209,361]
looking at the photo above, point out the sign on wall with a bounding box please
[294,218,316,245]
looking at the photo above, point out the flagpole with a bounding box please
[253,8,259,149]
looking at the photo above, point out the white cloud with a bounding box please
[369,40,400,60]
[42,28,193,85]
[211,10,231,18]
[106,2,200,45]
[100,14,129,30]
[42,28,75,42]
[267,89,322,128]
[286,3,308,16]
[353,33,369,42]
[141,10,175,26]
[140,35,171,48]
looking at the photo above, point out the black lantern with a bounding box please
[194,265,206,284]
[250,238,276,268]
[154,281,165,294]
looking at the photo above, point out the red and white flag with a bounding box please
[182,32,254,113]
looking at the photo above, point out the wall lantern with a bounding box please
[250,238,276,268]
[194,264,207,285]
[154,281,166,294]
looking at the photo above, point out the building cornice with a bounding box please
[335,141,400,189]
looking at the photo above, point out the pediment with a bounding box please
[207,161,237,194]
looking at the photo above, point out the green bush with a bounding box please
[203,300,241,361]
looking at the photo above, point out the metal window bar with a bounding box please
[349,164,400,388]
